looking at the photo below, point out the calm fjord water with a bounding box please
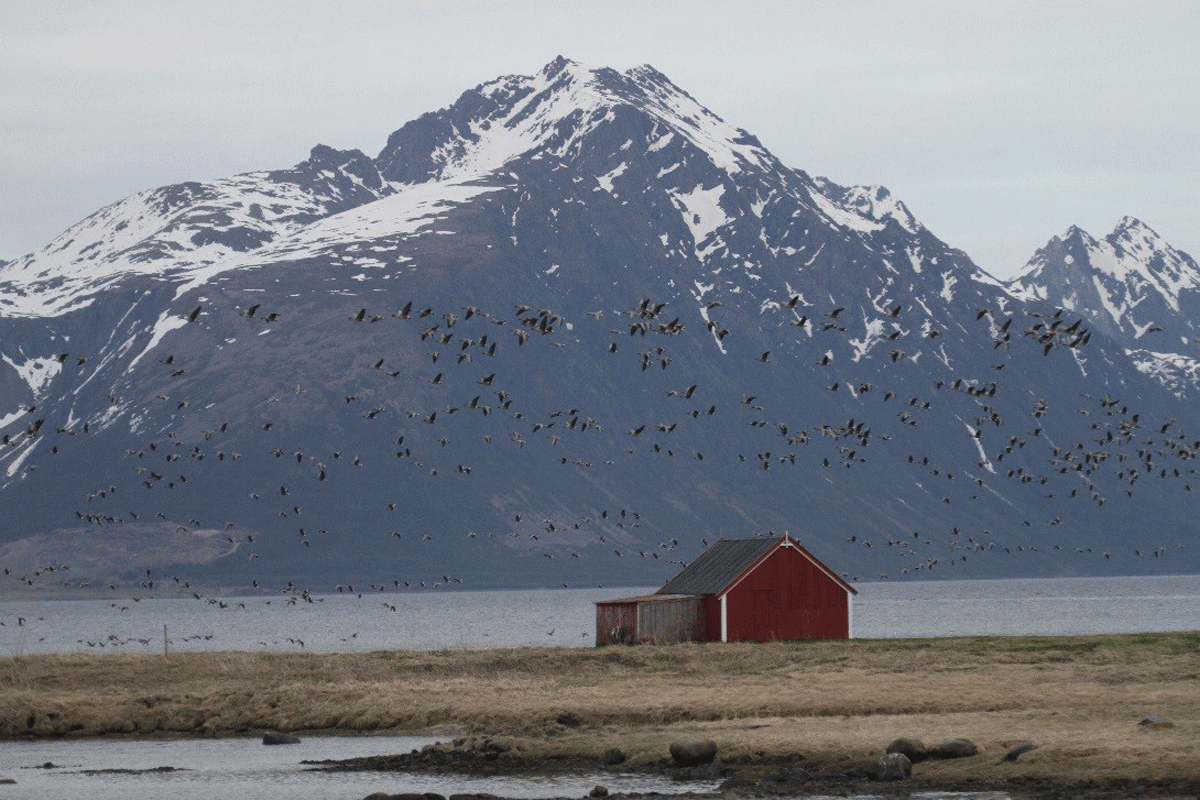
[1,574,1197,655]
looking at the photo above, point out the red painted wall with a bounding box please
[702,595,723,642]
[722,544,850,641]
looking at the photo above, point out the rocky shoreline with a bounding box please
[309,734,1200,800]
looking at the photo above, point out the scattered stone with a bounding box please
[865,752,911,781]
[671,761,725,780]
[1138,716,1175,729]
[556,713,581,727]
[589,785,608,797]
[885,737,928,763]
[0,778,14,784]
[998,743,1038,764]
[601,747,626,766]
[930,738,978,759]
[761,767,811,785]
[262,732,301,745]
[669,737,718,767]
[718,775,756,792]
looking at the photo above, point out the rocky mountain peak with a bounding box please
[1060,224,1097,248]
[374,57,775,186]
[1010,217,1200,360]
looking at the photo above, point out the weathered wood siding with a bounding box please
[635,595,704,644]
[595,600,638,646]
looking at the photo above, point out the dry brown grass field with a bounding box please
[2,633,1198,784]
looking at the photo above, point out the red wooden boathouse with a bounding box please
[595,534,856,645]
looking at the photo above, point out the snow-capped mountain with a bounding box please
[1,58,1197,596]
[1011,217,1200,349]
[1010,217,1200,397]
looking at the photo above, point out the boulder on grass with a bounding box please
[601,747,627,766]
[931,739,978,759]
[885,737,928,763]
[669,738,717,767]
[865,752,911,781]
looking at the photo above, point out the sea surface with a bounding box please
[1,574,1198,656]
[1,574,1198,800]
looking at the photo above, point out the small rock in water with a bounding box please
[262,732,301,745]
[865,752,911,781]
[0,778,15,784]
[589,786,609,797]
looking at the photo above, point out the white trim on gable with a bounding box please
[719,535,853,599]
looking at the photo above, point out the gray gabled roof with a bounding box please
[657,536,778,595]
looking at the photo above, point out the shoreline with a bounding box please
[308,735,1200,800]
[2,633,1198,797]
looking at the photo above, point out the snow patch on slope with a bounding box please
[126,312,190,371]
[806,189,885,234]
[1,354,62,396]
[671,184,729,255]
[173,179,503,297]
[1127,348,1200,398]
[0,168,390,317]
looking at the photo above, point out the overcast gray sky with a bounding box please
[3,0,1197,279]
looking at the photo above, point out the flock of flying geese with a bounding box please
[1,278,1196,627]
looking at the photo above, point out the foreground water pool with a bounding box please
[0,732,1034,800]
[0,733,729,800]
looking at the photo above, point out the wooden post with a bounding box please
[163,624,169,658]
